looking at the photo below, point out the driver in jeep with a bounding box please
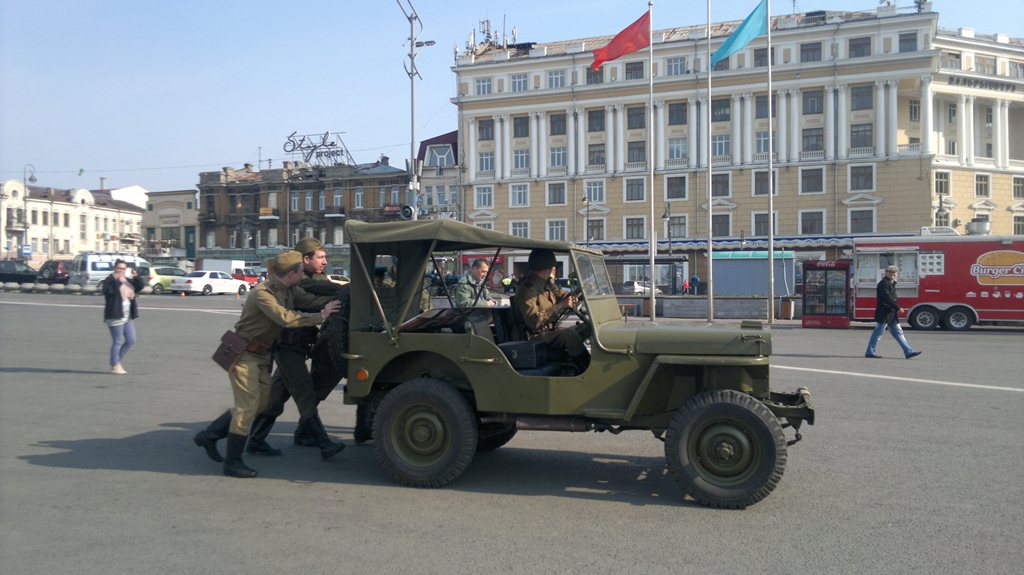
[514,249,589,374]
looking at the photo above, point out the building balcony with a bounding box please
[897,143,921,154]
[323,207,347,219]
[712,155,732,167]
[753,152,776,164]
[476,170,495,179]
[511,167,530,177]
[849,146,875,158]
[665,158,688,168]
[586,163,605,174]
[548,165,567,176]
[625,161,647,171]
[258,207,280,220]
[6,209,27,231]
[801,150,825,161]
[199,212,218,223]
[120,232,141,244]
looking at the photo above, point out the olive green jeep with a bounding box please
[338,219,814,509]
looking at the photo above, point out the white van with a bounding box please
[69,252,151,287]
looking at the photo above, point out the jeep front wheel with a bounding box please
[373,378,478,488]
[665,389,787,509]
[476,422,517,452]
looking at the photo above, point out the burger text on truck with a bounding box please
[852,233,1024,331]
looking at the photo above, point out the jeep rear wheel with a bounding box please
[665,389,786,509]
[373,378,478,488]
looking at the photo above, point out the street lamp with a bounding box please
[582,195,591,247]
[662,203,674,294]
[23,164,37,260]
[236,198,251,265]
[935,194,951,227]
[398,0,434,210]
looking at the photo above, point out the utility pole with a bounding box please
[398,0,434,213]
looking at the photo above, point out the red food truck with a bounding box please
[852,234,1024,330]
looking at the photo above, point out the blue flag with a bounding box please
[711,0,769,67]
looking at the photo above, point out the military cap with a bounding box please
[294,237,323,256]
[527,249,557,270]
[273,250,304,275]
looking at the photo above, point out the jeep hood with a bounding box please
[597,321,771,357]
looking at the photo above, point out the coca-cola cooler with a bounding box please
[801,260,851,329]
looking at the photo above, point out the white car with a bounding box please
[170,271,249,296]
[622,280,663,296]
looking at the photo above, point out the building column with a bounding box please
[536,111,546,178]
[825,85,835,161]
[1001,99,1011,167]
[777,90,788,163]
[836,85,848,159]
[577,108,588,173]
[789,87,801,162]
[502,114,512,180]
[920,76,933,155]
[742,93,754,164]
[688,99,699,169]
[567,107,577,176]
[887,80,898,156]
[958,94,969,165]
[875,81,887,158]
[615,104,626,173]
[655,100,666,171]
[467,118,477,181]
[605,105,615,173]
[731,94,742,166]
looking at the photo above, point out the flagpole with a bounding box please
[705,0,714,323]
[647,1,656,322]
[767,0,775,324]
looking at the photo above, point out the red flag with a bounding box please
[591,11,651,72]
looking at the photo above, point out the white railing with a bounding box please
[625,161,647,171]
[753,152,776,164]
[548,165,567,176]
[1009,159,1024,169]
[665,158,688,168]
[849,146,875,158]
[897,143,921,153]
[586,164,606,173]
[511,167,530,177]
[476,170,494,179]
[712,155,732,167]
[801,150,825,161]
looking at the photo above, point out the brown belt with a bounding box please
[245,338,272,355]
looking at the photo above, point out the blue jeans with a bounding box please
[866,319,914,357]
[108,321,137,366]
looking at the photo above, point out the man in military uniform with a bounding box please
[514,249,589,373]
[246,237,348,455]
[454,258,496,308]
[193,250,341,478]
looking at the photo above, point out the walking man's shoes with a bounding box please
[905,351,922,359]
[865,353,882,359]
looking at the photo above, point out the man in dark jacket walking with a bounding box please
[865,265,922,359]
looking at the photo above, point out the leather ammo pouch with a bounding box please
[212,330,250,372]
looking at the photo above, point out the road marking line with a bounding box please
[775,364,1023,393]
[0,300,241,315]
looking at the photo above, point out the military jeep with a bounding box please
[338,219,814,509]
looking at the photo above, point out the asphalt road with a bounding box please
[1,292,1022,575]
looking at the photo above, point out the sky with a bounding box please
[2,0,1021,193]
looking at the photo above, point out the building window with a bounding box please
[478,119,494,141]
[588,109,605,132]
[475,186,493,208]
[1015,215,1024,235]
[547,69,565,89]
[291,192,299,212]
[1012,176,1024,200]
[1010,61,1024,79]
[851,124,873,149]
[627,106,645,129]
[333,188,343,207]
[668,102,687,125]
[753,47,773,67]
[547,220,566,241]
[625,61,644,80]
[935,172,950,196]
[714,57,730,71]
[800,211,825,235]
[666,56,687,76]
[586,66,603,85]
[803,128,824,152]
[946,140,957,155]
[849,36,871,58]
[975,174,990,197]
[478,152,494,173]
[510,221,529,238]
[850,85,873,110]
[625,217,645,240]
[753,212,775,236]
[803,90,823,115]
[511,73,528,92]
[753,170,776,196]
[475,77,492,95]
[587,219,605,241]
[801,168,824,194]
[549,113,566,136]
[909,99,920,122]
[510,183,529,207]
[513,116,529,138]
[513,149,529,170]
[667,138,687,161]
[712,134,731,157]
[712,214,731,237]
[627,141,646,163]
[850,165,874,192]
[549,146,567,167]
[667,215,687,238]
[391,185,401,204]
[986,107,993,128]
[755,131,773,154]
[588,144,606,167]
[146,203,154,211]
[625,178,645,202]
[755,95,775,119]
[318,190,326,210]
[355,187,364,208]
[801,42,822,62]
[712,173,730,197]
[585,180,605,203]
[898,32,917,53]
[975,56,996,75]
[850,208,875,233]
[711,98,731,122]
[476,222,493,230]
[547,182,566,205]
[666,176,687,200]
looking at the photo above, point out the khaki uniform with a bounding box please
[514,273,588,371]
[229,276,324,435]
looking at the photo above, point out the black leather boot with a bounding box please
[193,410,231,463]
[293,415,320,447]
[354,403,372,444]
[246,414,282,456]
[305,416,346,460]
[222,434,257,478]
